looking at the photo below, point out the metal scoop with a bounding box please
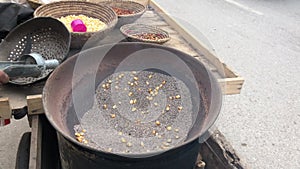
[0,53,59,79]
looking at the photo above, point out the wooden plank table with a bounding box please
[1,1,246,169]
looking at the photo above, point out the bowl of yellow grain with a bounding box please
[34,1,118,48]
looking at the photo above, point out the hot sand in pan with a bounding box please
[74,70,195,154]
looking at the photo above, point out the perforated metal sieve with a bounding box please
[0,17,71,85]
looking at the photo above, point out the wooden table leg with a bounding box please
[29,115,42,169]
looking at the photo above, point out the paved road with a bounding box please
[153,0,300,168]
[0,118,30,169]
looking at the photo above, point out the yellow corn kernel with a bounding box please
[58,14,107,32]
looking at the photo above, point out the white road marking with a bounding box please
[224,0,264,16]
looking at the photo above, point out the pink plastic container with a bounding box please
[71,19,87,32]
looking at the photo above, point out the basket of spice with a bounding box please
[120,23,170,44]
[98,0,147,27]
[34,1,118,48]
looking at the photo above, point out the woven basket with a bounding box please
[34,1,118,48]
[120,23,170,44]
[98,1,147,27]
[27,0,43,9]
[28,0,86,9]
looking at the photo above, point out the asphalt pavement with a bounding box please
[153,0,300,168]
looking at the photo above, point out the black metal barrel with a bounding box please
[58,133,200,169]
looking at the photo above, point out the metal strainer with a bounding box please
[0,17,71,85]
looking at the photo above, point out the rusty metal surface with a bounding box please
[43,42,222,157]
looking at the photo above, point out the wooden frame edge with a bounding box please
[150,0,244,95]
[0,97,12,119]
[27,94,44,115]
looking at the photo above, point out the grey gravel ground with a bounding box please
[153,0,300,168]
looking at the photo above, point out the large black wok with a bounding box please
[43,42,222,169]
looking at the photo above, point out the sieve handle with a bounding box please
[3,65,43,79]
[44,59,59,69]
[0,61,26,69]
